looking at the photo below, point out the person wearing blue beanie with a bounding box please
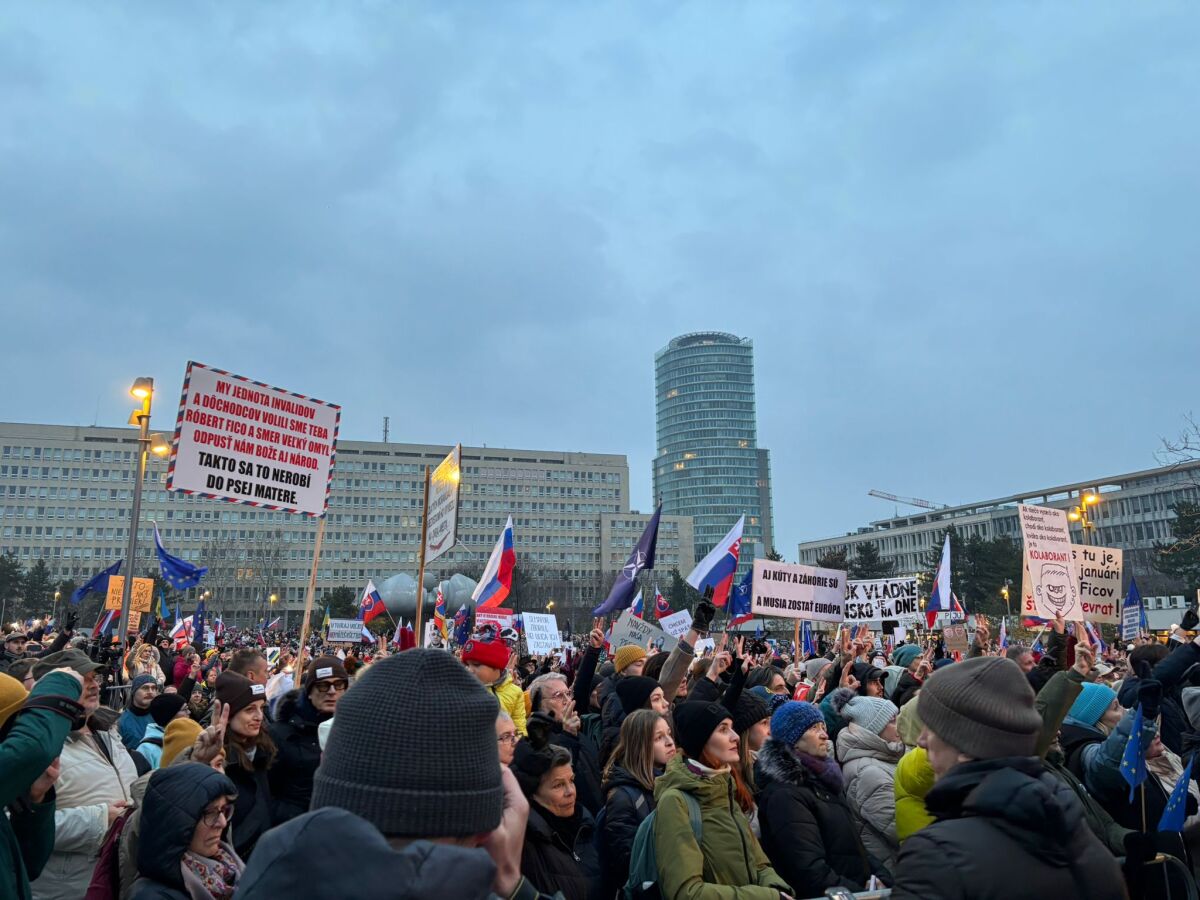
[891,645,922,671]
[1064,682,1119,730]
[769,701,826,749]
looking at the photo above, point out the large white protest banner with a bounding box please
[424,445,462,565]
[1019,504,1083,620]
[659,608,694,639]
[327,619,364,643]
[522,612,561,655]
[609,609,678,653]
[751,559,845,622]
[167,361,340,517]
[843,576,921,624]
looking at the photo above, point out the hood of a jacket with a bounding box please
[274,688,326,729]
[836,722,904,766]
[925,756,1083,866]
[655,752,732,808]
[1182,686,1200,732]
[235,807,497,899]
[751,738,822,794]
[605,764,652,796]
[137,763,239,888]
[139,721,165,745]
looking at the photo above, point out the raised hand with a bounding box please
[192,700,229,770]
[840,660,860,692]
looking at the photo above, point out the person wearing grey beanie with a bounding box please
[118,672,161,750]
[829,688,903,871]
[888,657,1124,900]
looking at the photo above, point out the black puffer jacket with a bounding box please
[890,671,923,709]
[520,803,599,900]
[1120,641,1199,755]
[547,720,604,818]
[754,739,882,898]
[224,745,274,860]
[1027,628,1067,694]
[267,690,329,824]
[889,756,1125,900]
[595,766,654,899]
[130,763,239,900]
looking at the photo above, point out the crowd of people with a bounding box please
[2,600,1199,899]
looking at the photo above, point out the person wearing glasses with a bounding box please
[528,672,603,817]
[267,657,348,824]
[131,763,244,900]
[496,710,519,766]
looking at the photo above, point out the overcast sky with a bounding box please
[4,3,1198,554]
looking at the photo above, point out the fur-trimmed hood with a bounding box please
[755,737,816,791]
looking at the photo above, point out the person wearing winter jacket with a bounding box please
[597,709,675,898]
[888,657,1124,900]
[755,701,886,897]
[1026,616,1069,694]
[129,764,244,900]
[829,687,904,871]
[119,674,161,750]
[210,672,275,859]
[527,673,606,818]
[463,635,528,737]
[655,702,790,900]
[30,649,139,900]
[820,662,885,743]
[0,668,85,900]
[126,644,166,687]
[267,656,347,824]
[511,722,599,900]
[135,694,190,771]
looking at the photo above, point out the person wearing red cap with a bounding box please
[462,635,527,736]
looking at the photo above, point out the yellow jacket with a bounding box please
[894,746,935,842]
[489,674,527,736]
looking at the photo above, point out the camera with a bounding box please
[746,638,770,657]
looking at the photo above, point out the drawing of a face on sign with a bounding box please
[1036,563,1077,616]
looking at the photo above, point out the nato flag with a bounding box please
[593,504,661,617]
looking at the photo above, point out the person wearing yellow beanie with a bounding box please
[162,718,204,768]
[0,671,28,729]
[613,645,647,676]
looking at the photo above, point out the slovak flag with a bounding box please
[169,615,194,648]
[434,587,448,639]
[359,580,386,624]
[93,609,117,639]
[264,616,281,631]
[998,618,1008,650]
[653,587,671,619]
[686,515,744,607]
[926,534,952,628]
[631,590,645,620]
[473,516,516,610]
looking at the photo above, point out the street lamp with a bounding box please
[118,377,156,646]
[53,590,61,624]
[546,600,555,610]
[1000,583,1011,617]
[1069,488,1101,546]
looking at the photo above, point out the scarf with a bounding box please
[180,842,244,900]
[793,747,845,794]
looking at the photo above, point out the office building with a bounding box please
[0,422,693,625]
[653,331,773,565]
[796,462,1200,582]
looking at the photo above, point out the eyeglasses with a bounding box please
[496,732,519,745]
[201,805,231,828]
[544,690,569,702]
[312,680,348,694]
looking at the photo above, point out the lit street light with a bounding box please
[1068,488,1101,545]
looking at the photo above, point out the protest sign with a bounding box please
[105,576,155,613]
[166,361,341,517]
[944,623,969,654]
[609,608,678,653]
[659,608,694,639]
[475,608,514,632]
[694,637,716,654]
[424,445,462,565]
[1072,544,1122,623]
[1122,592,1142,641]
[326,619,364,643]
[1019,504,1083,620]
[265,647,281,667]
[424,621,449,649]
[751,559,845,622]
[522,612,561,655]
[844,576,921,624]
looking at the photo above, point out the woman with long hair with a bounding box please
[213,672,276,860]
[597,709,675,897]
[653,701,791,899]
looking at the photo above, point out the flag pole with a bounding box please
[413,465,432,646]
[293,515,327,689]
[793,619,800,657]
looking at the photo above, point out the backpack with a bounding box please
[84,806,136,900]
[623,788,703,900]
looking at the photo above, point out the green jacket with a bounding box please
[0,671,83,900]
[653,754,789,900]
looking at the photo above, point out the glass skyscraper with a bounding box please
[653,332,773,568]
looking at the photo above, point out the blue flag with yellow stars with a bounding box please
[1159,754,1194,831]
[1120,704,1148,801]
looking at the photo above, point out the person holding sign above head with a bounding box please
[887,656,1124,900]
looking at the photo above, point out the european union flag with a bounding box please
[801,620,816,657]
[1121,705,1148,801]
[154,523,207,590]
[70,560,123,605]
[193,599,207,649]
[1159,755,1195,831]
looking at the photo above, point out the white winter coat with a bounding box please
[835,722,904,872]
[31,724,138,900]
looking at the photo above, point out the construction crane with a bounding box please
[868,489,947,510]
